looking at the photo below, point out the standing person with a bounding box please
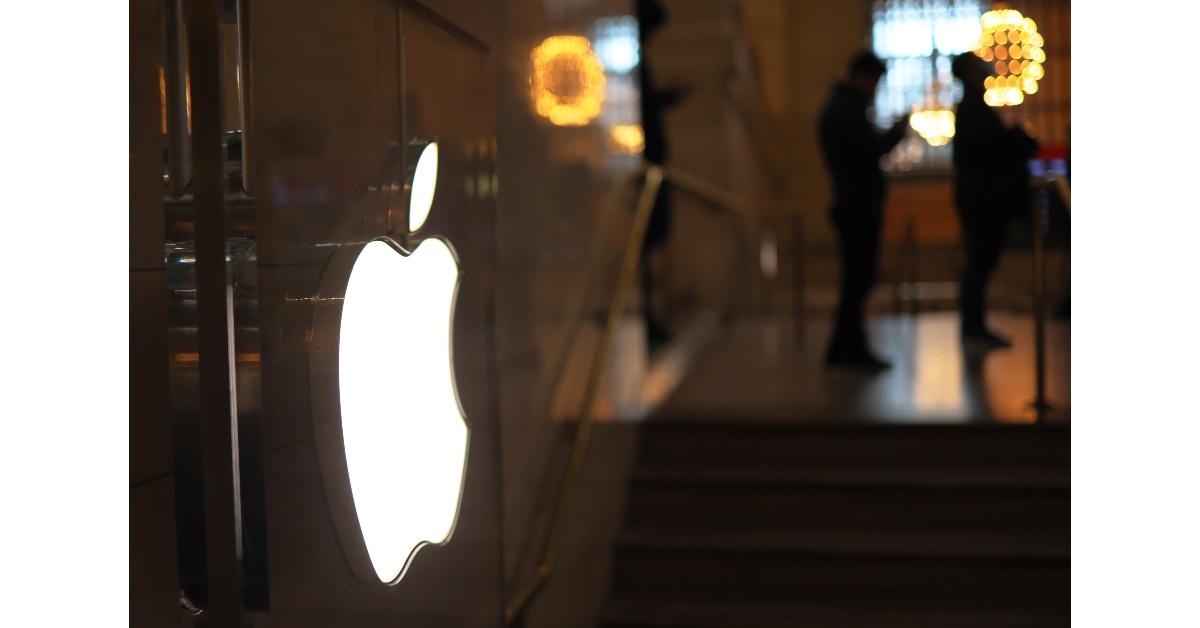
[951,54,1039,348]
[817,51,909,369]
[636,0,686,349]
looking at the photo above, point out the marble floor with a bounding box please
[654,311,1070,424]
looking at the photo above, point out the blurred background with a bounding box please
[130,1,1071,626]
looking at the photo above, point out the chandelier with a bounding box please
[530,36,607,127]
[908,58,956,148]
[973,4,1045,107]
[910,106,956,147]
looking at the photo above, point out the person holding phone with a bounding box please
[817,51,910,369]
[951,53,1040,348]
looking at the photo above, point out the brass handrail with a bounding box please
[504,166,803,624]
[664,165,803,218]
[1051,175,1070,212]
[505,166,664,623]
[532,174,639,439]
[1033,174,1070,211]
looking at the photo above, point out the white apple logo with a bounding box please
[337,142,469,584]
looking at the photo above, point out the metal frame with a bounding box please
[182,0,245,625]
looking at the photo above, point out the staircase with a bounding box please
[600,422,1070,627]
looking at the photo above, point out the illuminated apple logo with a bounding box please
[336,142,468,585]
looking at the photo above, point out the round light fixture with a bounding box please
[529,35,607,127]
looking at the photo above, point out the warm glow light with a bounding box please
[610,123,645,154]
[409,142,438,232]
[910,108,957,147]
[530,35,607,127]
[339,238,468,584]
[185,71,192,135]
[976,5,1044,107]
[158,66,168,135]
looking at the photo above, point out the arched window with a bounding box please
[871,0,985,171]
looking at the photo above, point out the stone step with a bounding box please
[636,423,1069,472]
[602,599,1069,628]
[628,466,1068,532]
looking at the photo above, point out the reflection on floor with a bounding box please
[550,309,722,422]
[658,312,1070,424]
[573,311,1070,627]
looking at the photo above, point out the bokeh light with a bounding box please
[910,108,957,147]
[610,124,645,154]
[973,6,1044,106]
[530,35,607,126]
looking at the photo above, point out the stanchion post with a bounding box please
[792,213,807,347]
[906,215,919,316]
[1030,183,1052,420]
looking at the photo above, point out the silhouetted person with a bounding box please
[951,54,1039,348]
[818,51,909,369]
[637,0,685,349]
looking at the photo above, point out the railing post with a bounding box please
[893,214,918,316]
[907,216,919,316]
[792,212,806,347]
[1030,182,1052,421]
[727,210,748,325]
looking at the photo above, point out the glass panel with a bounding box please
[162,0,192,197]
[221,0,251,194]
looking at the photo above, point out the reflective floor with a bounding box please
[656,311,1071,424]
[551,310,723,423]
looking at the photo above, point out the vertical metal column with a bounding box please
[164,0,193,197]
[1030,184,1052,420]
[907,216,919,316]
[235,0,252,195]
[184,0,245,624]
[792,213,807,347]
